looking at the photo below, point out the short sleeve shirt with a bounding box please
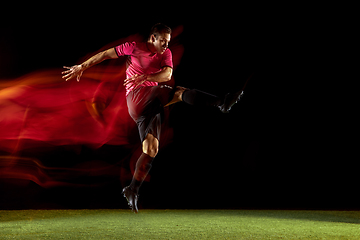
[114,42,173,96]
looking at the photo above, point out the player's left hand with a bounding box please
[123,74,148,89]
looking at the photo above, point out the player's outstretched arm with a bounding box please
[62,48,118,82]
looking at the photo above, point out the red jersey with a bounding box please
[115,42,173,96]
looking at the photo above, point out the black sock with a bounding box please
[182,89,222,107]
[129,152,154,194]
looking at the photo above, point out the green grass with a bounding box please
[1,209,360,239]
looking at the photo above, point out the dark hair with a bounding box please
[149,23,172,39]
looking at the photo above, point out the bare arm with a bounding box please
[80,48,118,70]
[123,67,172,88]
[62,48,118,82]
[147,67,173,83]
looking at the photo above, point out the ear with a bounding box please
[150,34,156,42]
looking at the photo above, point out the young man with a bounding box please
[62,23,244,213]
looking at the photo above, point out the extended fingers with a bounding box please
[64,75,74,81]
[62,71,77,81]
[123,74,147,88]
[62,66,72,73]
[62,66,74,77]
[62,65,83,82]
[133,79,146,89]
[123,79,132,86]
[123,74,138,86]
[62,70,71,75]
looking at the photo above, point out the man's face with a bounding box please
[152,33,171,54]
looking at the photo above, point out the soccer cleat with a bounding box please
[218,90,244,113]
[122,186,139,213]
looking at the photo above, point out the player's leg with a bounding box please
[122,133,158,213]
[130,133,158,193]
[123,86,166,213]
[165,86,244,113]
[164,86,187,107]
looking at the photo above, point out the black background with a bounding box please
[0,4,356,209]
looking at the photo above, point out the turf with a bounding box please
[1,210,360,239]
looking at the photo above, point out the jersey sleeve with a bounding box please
[161,49,173,68]
[114,41,136,57]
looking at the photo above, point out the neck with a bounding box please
[146,40,156,53]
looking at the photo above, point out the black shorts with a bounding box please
[126,85,173,143]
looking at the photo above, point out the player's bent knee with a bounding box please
[175,86,187,101]
[142,144,158,157]
[142,134,159,158]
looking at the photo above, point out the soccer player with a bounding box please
[62,23,244,213]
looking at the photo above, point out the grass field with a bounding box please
[1,209,360,239]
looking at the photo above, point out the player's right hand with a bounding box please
[62,65,83,82]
